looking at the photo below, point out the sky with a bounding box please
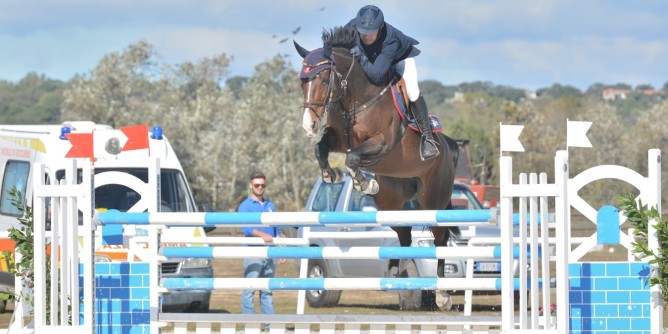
[1,0,667,91]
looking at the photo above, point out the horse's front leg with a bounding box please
[315,133,343,183]
[344,151,378,195]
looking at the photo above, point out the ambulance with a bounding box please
[0,121,212,312]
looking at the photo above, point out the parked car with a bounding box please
[296,173,510,311]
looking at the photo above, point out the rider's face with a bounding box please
[360,31,378,45]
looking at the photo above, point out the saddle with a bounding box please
[390,78,442,133]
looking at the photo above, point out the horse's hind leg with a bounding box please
[374,178,415,271]
[315,134,343,183]
[416,157,457,311]
[375,179,432,310]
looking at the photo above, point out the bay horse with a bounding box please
[295,27,461,310]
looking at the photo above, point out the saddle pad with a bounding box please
[390,84,442,133]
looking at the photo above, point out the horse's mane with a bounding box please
[322,27,356,49]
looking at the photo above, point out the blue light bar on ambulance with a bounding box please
[151,126,163,140]
[59,126,72,140]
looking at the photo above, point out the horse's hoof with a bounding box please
[436,291,453,311]
[322,168,343,183]
[321,170,333,183]
[331,168,344,183]
[362,179,379,195]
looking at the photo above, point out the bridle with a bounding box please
[302,51,394,114]
[301,50,394,151]
[301,56,348,114]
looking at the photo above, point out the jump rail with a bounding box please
[161,245,531,260]
[160,277,546,291]
[96,208,497,227]
[7,121,662,334]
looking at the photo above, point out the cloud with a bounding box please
[144,27,322,78]
[0,0,667,89]
[148,28,277,70]
[421,34,668,89]
[0,26,137,81]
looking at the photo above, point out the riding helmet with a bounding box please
[355,5,384,35]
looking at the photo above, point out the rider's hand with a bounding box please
[358,53,369,66]
[350,45,362,58]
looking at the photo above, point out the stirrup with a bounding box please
[424,137,440,147]
[420,138,440,161]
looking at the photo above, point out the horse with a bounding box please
[295,27,461,311]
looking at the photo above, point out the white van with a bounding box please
[0,121,212,312]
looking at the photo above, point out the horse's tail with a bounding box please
[442,134,462,241]
[442,134,460,170]
[445,199,462,241]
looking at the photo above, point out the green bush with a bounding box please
[2,188,36,308]
[3,187,57,320]
[616,194,668,305]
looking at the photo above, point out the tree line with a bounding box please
[2,40,668,212]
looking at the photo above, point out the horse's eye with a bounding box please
[321,76,329,84]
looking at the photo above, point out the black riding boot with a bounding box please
[411,94,439,160]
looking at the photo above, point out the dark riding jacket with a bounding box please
[345,20,420,86]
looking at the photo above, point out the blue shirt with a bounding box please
[238,196,280,237]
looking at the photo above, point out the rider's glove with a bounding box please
[358,53,369,66]
[350,46,363,58]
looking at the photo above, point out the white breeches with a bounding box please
[395,57,420,102]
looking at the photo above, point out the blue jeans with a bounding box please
[241,258,276,315]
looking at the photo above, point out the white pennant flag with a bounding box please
[500,124,524,152]
[567,120,592,148]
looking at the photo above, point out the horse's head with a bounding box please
[295,27,357,138]
[295,41,336,138]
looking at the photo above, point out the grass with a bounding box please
[209,257,503,316]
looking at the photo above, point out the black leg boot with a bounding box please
[411,94,439,160]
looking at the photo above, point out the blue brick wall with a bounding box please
[79,262,151,334]
[73,261,654,334]
[569,262,651,334]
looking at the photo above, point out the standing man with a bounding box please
[238,171,285,325]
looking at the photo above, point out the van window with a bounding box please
[160,170,194,212]
[0,161,30,216]
[56,168,196,213]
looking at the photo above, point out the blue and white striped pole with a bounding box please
[161,245,534,260]
[162,277,546,291]
[97,209,497,227]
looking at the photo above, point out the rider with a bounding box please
[345,5,439,160]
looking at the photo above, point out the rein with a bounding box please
[329,52,394,151]
[304,52,392,115]
[302,50,394,152]
[330,51,392,117]
[348,83,392,116]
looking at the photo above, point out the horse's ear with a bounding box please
[294,40,310,58]
[323,41,332,60]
